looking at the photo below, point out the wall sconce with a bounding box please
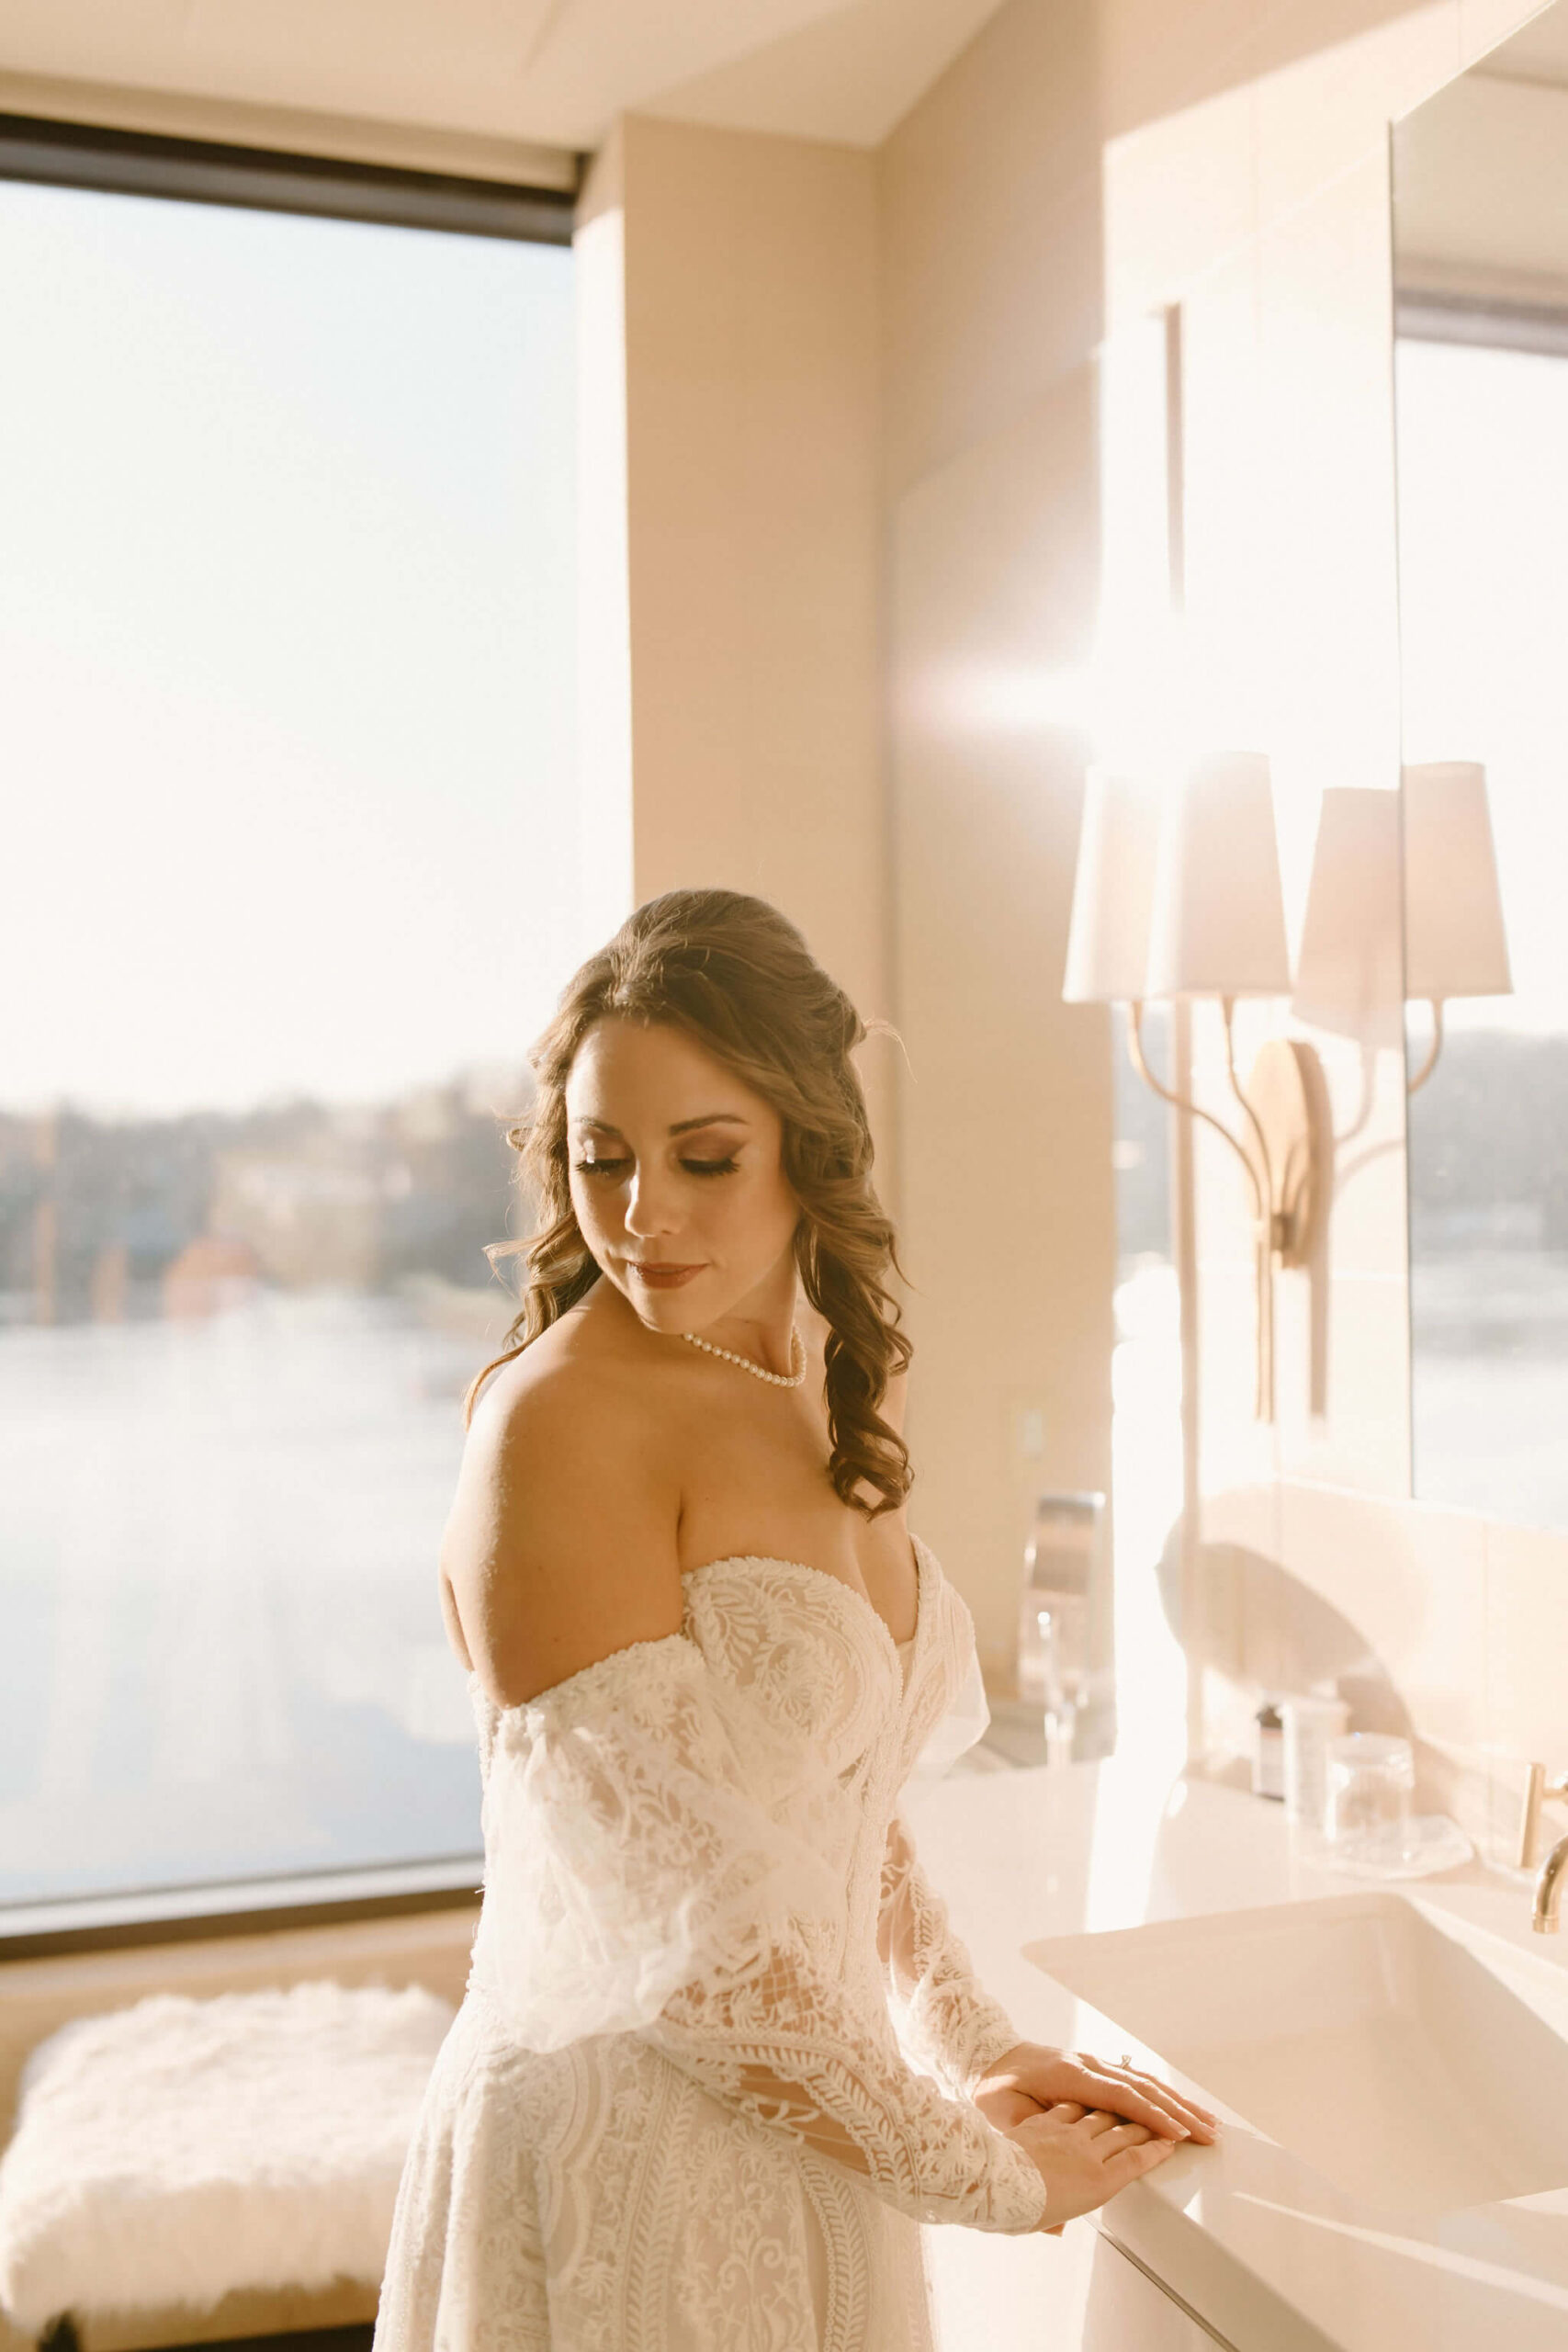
[1290,771,1511,1117]
[1288,771,1504,1101]
[1400,762,1513,1092]
[1064,752,1325,1424]
[1290,787,1403,1049]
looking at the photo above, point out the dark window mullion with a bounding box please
[0,109,579,243]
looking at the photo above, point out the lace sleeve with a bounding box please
[468,1638,1047,2235]
[878,1811,1024,2099]
[642,1923,1043,2232]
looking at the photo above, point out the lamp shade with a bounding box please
[1401,762,1513,1001]
[1144,751,1292,999]
[1290,787,1403,1042]
[1062,767,1161,1002]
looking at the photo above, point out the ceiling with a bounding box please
[0,0,1012,173]
[1395,0,1568,298]
[1474,0,1568,89]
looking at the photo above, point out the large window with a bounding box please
[0,133,577,1925]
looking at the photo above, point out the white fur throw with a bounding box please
[0,1979,455,2332]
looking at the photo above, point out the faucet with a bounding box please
[1516,1763,1568,1933]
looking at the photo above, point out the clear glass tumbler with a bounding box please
[1325,1733,1415,1867]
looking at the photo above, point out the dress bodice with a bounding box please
[468,1534,985,1804]
[463,1535,995,2054]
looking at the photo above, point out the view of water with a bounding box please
[0,1290,492,1906]
[0,175,580,1917]
[1411,1249,1568,1528]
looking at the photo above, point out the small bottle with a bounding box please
[1253,1700,1285,1801]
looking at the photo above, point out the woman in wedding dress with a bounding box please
[374,888,1216,2352]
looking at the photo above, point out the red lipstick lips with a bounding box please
[626,1261,703,1288]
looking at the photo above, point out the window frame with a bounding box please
[1395,287,1568,358]
[0,107,578,242]
[0,109,573,1959]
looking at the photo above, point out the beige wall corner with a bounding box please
[883,367,1112,1661]
[877,0,1103,503]
[874,0,1114,1658]
[609,115,894,1170]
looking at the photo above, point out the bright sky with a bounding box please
[1393,334,1568,1039]
[0,176,580,1119]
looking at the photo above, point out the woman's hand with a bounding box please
[1002,2100,1183,2233]
[974,2042,1219,2149]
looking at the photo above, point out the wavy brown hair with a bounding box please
[464,888,914,1518]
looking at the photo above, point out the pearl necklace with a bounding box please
[679,1325,807,1387]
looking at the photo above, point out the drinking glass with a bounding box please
[1325,1733,1415,1866]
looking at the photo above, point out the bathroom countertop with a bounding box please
[900,1751,1568,2352]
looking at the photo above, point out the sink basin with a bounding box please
[1025,1890,1568,2212]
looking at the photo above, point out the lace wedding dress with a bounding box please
[373,1532,1048,2352]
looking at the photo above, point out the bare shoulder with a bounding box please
[441,1349,684,1708]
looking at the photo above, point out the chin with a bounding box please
[612,1269,704,1318]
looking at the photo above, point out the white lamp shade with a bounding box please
[1062,767,1161,1002]
[1144,751,1292,999]
[1291,788,1403,1042]
[1401,762,1513,1001]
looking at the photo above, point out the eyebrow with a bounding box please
[572,1114,751,1137]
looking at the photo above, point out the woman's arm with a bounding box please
[640,1928,1049,2232]
[443,1351,688,1706]
[877,1810,1026,2100]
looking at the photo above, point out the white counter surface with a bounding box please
[900,1754,1568,2352]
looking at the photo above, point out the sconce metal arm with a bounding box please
[1219,995,1279,1234]
[1127,999,1266,1227]
[1406,998,1444,1096]
[1127,996,1289,1422]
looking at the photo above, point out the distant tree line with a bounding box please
[1407,1027,1568,1246]
[0,1077,534,1326]
[7,1023,1562,1328]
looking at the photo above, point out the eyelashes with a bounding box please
[572,1157,740,1181]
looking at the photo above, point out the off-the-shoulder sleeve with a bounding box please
[468,1638,1047,2234]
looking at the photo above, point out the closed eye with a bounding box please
[572,1157,740,1179]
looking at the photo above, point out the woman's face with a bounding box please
[564,1016,803,1331]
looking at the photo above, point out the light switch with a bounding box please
[1015,1407,1045,1460]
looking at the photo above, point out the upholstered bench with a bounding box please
[0,1982,453,2352]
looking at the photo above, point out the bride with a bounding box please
[374,887,1214,2352]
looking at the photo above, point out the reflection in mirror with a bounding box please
[1393,4,1568,1527]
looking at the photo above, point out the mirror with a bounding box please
[1392,7,1568,1530]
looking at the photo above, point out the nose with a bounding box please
[623,1165,683,1238]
